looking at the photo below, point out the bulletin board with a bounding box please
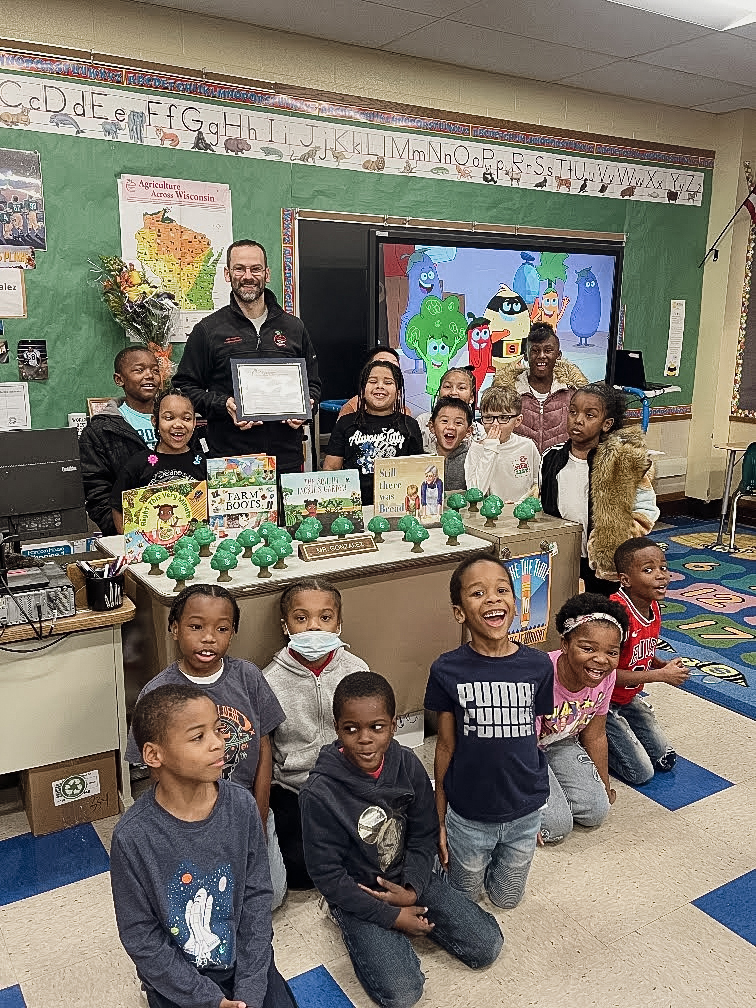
[0,49,713,429]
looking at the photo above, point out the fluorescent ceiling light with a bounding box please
[606,0,756,29]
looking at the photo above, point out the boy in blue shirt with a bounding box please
[300,671,503,1008]
[110,683,296,1008]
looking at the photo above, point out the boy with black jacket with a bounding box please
[300,672,503,1008]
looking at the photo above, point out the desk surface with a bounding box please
[0,597,135,645]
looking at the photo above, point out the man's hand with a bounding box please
[393,906,435,936]
[357,877,417,907]
[226,396,263,428]
[655,658,690,687]
[438,822,449,868]
[284,398,315,429]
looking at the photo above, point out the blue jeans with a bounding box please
[331,872,503,1008]
[445,805,541,908]
[144,952,296,1008]
[606,695,676,785]
[540,737,610,843]
[267,811,287,910]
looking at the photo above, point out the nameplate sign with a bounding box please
[298,534,378,562]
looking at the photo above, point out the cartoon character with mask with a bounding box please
[263,578,371,890]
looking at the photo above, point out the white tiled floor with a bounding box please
[1,683,754,1008]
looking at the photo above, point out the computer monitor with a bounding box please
[0,427,88,561]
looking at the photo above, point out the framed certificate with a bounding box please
[231,358,312,422]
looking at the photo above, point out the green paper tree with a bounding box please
[331,517,355,539]
[216,538,243,556]
[465,487,484,512]
[174,535,200,556]
[295,524,320,544]
[447,493,467,513]
[405,525,430,553]
[268,528,293,545]
[166,556,195,592]
[193,525,216,556]
[251,545,278,578]
[367,515,390,543]
[513,500,538,527]
[299,516,323,535]
[397,514,421,533]
[142,544,170,575]
[210,549,237,582]
[480,496,504,528]
[237,528,262,557]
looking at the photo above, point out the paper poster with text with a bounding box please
[207,454,277,535]
[281,469,364,536]
[373,455,445,529]
[119,174,233,340]
[506,552,551,645]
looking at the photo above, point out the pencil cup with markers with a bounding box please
[78,556,128,612]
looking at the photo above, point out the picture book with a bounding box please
[281,469,364,536]
[206,454,277,537]
[373,455,445,528]
[122,479,208,562]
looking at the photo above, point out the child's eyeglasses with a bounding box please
[480,414,518,424]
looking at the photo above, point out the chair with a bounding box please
[728,441,756,551]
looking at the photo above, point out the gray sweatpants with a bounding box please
[540,737,610,843]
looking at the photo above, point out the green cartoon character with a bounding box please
[404,295,468,397]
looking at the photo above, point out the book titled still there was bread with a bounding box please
[373,455,445,529]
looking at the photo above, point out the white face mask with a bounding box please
[286,628,344,661]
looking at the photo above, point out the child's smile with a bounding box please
[453,559,518,656]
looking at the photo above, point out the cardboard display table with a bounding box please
[100,512,581,719]
[0,595,135,803]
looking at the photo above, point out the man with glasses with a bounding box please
[464,387,540,504]
[175,239,321,472]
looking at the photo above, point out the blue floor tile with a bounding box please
[693,869,756,946]
[0,986,27,1007]
[619,756,734,811]
[288,966,355,1007]
[0,824,109,906]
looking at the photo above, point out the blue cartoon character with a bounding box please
[570,267,602,346]
[404,295,468,397]
[399,251,443,372]
[512,252,541,306]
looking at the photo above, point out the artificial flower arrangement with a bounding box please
[89,255,177,384]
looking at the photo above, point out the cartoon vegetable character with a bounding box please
[367,515,390,543]
[404,294,468,397]
[251,545,277,578]
[193,525,216,556]
[440,512,465,546]
[211,548,238,582]
[465,487,484,512]
[405,524,430,553]
[142,544,170,575]
[331,517,355,539]
[166,556,195,592]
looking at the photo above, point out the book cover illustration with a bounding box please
[281,470,364,536]
[506,552,551,645]
[206,454,277,536]
[122,479,208,562]
[373,455,445,528]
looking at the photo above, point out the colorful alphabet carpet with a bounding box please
[652,518,756,720]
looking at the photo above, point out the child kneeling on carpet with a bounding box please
[538,593,629,844]
[300,671,503,1008]
[111,683,297,1008]
[607,537,689,785]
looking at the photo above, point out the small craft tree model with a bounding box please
[331,517,355,539]
[237,528,262,558]
[367,516,390,543]
[295,524,320,545]
[513,500,538,528]
[211,549,238,582]
[251,545,278,578]
[193,525,216,557]
[216,538,243,556]
[142,544,170,575]
[480,496,504,528]
[272,540,294,569]
[405,524,430,553]
[465,487,484,512]
[446,493,467,513]
[440,512,465,546]
[174,535,200,557]
[166,556,195,592]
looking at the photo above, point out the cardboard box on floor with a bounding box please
[21,751,120,836]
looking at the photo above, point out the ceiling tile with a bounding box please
[635,33,756,86]
[692,93,756,113]
[452,0,708,57]
[386,20,618,79]
[369,0,471,15]
[562,59,755,106]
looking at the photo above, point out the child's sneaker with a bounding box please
[655,748,677,772]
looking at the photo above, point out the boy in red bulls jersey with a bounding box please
[608,537,689,784]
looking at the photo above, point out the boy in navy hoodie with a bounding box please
[300,672,503,1008]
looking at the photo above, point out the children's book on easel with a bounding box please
[280,469,364,536]
[122,479,208,562]
[373,455,445,529]
[206,454,277,537]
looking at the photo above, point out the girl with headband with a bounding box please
[536,593,629,844]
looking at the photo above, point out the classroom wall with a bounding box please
[4,1,750,501]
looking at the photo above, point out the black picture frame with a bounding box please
[231,357,312,422]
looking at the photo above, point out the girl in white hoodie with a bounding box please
[264,577,370,889]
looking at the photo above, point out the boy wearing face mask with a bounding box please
[263,578,370,890]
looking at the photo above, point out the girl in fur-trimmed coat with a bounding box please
[540,383,659,595]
